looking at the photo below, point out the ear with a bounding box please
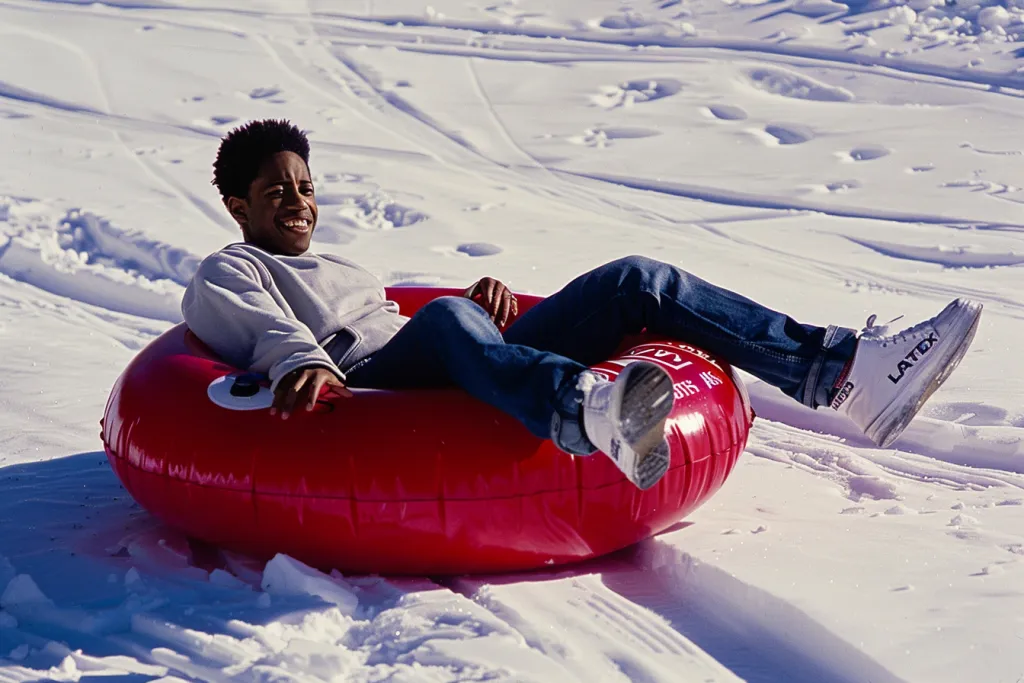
[225,196,249,229]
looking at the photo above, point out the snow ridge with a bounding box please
[0,199,194,321]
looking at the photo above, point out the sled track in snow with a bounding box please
[445,542,904,683]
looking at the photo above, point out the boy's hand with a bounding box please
[464,277,518,327]
[271,366,352,420]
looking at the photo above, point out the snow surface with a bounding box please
[2,0,1024,680]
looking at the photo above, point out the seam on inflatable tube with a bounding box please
[106,445,741,502]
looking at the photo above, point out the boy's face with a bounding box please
[227,151,318,256]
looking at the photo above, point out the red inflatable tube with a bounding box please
[101,287,753,574]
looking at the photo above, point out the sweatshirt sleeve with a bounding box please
[182,255,344,391]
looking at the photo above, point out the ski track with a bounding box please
[314,13,1024,94]
[691,219,1024,319]
[7,0,1024,98]
[555,169,1024,230]
[262,8,677,237]
[10,0,1018,239]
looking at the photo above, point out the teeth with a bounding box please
[283,219,309,228]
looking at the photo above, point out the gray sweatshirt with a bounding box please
[181,243,407,390]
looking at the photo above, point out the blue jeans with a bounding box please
[345,256,858,455]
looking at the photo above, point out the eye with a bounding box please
[301,184,315,196]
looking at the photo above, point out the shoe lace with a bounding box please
[860,315,909,348]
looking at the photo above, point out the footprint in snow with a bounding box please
[248,87,287,104]
[591,78,683,109]
[744,66,854,103]
[826,180,861,192]
[764,123,814,145]
[849,146,891,161]
[567,126,661,148]
[599,13,663,29]
[330,193,427,231]
[248,87,281,100]
[457,243,503,257]
[705,104,748,121]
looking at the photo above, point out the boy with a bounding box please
[183,119,983,490]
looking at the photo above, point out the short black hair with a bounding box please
[212,119,310,200]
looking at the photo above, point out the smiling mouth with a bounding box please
[279,218,312,234]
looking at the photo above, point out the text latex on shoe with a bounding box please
[581,361,674,490]
[830,298,983,448]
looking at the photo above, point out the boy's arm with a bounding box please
[182,258,343,392]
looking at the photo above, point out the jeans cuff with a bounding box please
[550,410,597,456]
[550,377,597,456]
[803,325,858,409]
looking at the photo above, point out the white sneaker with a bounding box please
[581,361,674,490]
[831,298,983,447]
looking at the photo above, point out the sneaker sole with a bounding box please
[867,299,983,448]
[618,362,674,490]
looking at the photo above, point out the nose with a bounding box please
[283,183,306,209]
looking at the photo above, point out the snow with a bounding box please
[260,555,359,615]
[1,0,1024,680]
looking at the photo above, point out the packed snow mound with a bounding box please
[889,0,1024,45]
[0,198,193,321]
[719,0,1024,42]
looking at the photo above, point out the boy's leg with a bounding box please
[344,296,594,455]
[504,255,857,409]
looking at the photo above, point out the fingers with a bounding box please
[324,373,354,399]
[272,370,354,418]
[331,384,354,399]
[306,372,329,411]
[468,278,518,326]
[496,288,514,327]
[271,369,307,419]
[480,278,496,318]
[490,282,506,321]
[270,370,293,416]
[280,370,310,420]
